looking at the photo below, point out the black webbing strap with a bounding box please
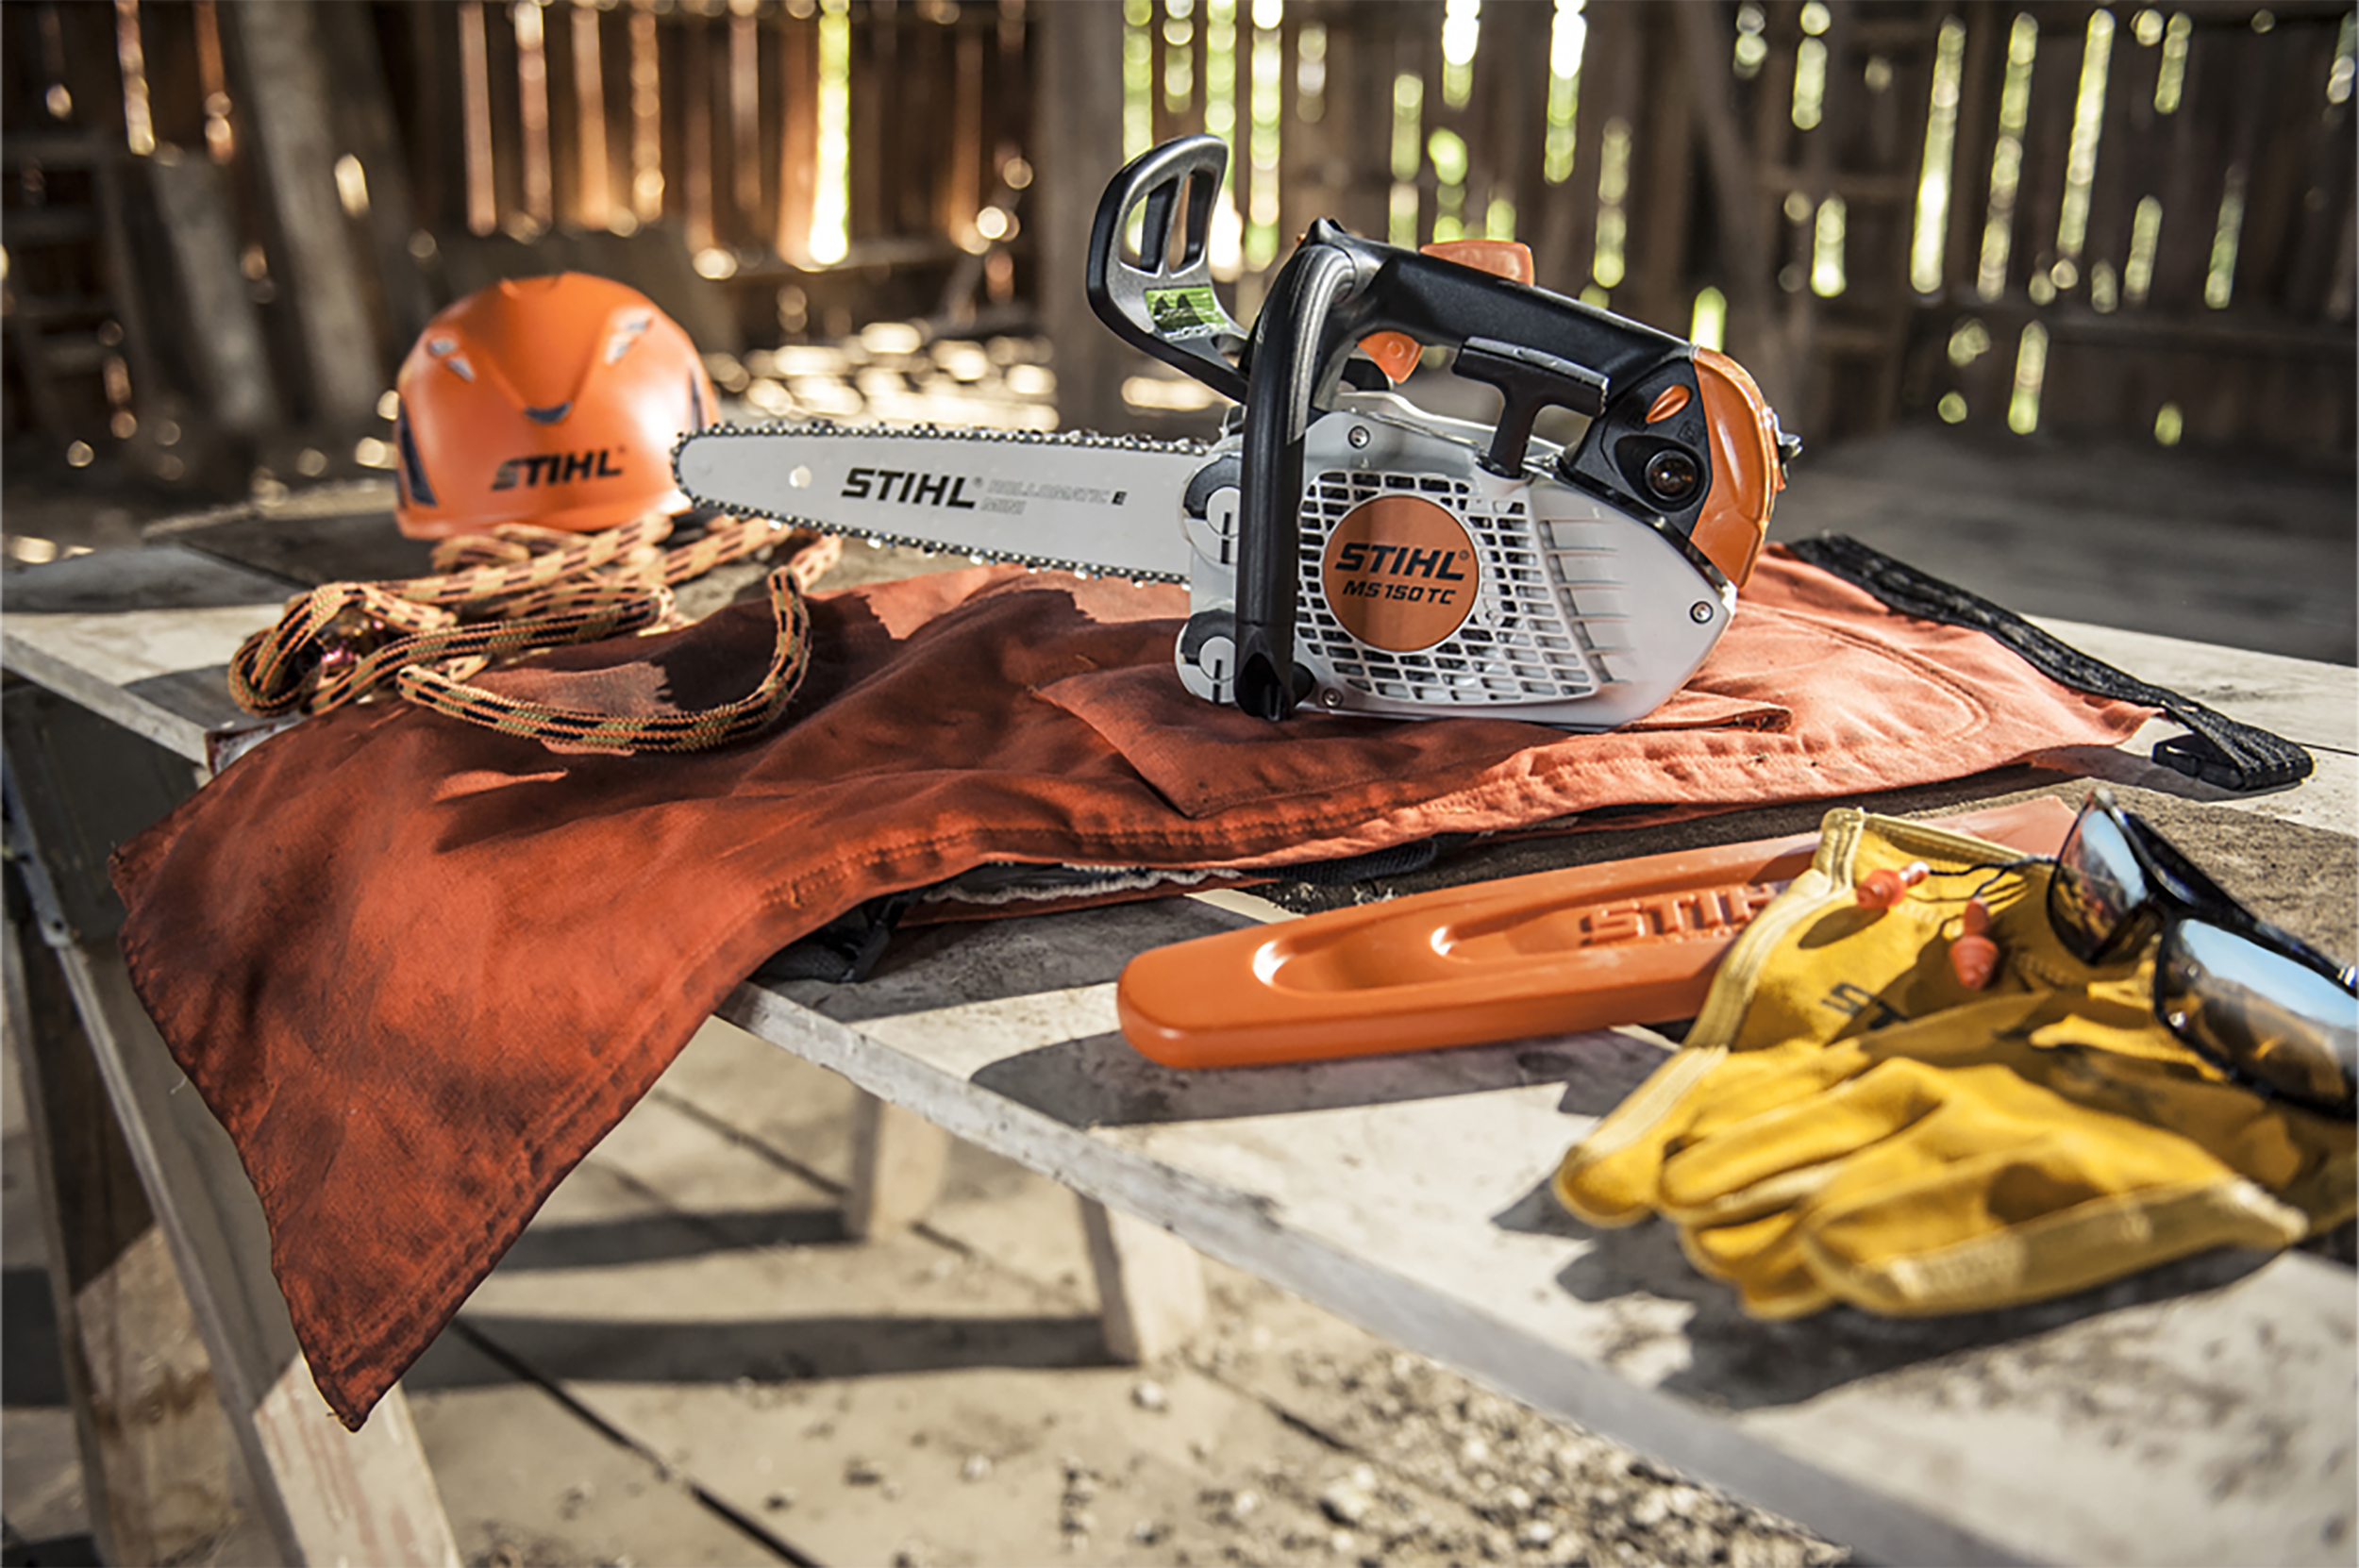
[1786,533,2312,792]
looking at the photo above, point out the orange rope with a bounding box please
[229,514,837,753]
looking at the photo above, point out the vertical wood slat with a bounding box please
[137,1,207,151]
[2076,8,2159,304]
[2148,19,2234,311]
[2005,12,2081,297]
[2228,18,2332,308]
[752,11,784,255]
[679,8,714,252]
[571,1,614,231]
[626,2,661,226]
[1231,0,1256,259]
[1415,2,1447,247]
[313,1,435,364]
[905,13,947,239]
[1319,5,1394,244]
[219,0,383,428]
[2279,31,2355,318]
[598,5,637,230]
[544,0,581,231]
[56,0,131,148]
[775,11,816,263]
[1624,7,1697,334]
[652,3,686,239]
[2,4,42,136]
[945,18,983,242]
[1941,4,2005,301]
[845,8,884,244]
[480,0,525,234]
[1751,0,1807,309]
[1781,0,1845,437]
[515,0,554,231]
[1536,0,1629,296]
[402,1,469,238]
[2204,22,2281,445]
[1836,6,1941,440]
[728,7,762,248]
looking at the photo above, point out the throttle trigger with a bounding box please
[1359,239,1539,384]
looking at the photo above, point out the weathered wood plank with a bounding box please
[4,529,2353,1567]
[716,910,2354,1568]
[217,0,387,430]
[0,545,291,760]
[1031,0,1130,432]
[142,148,285,439]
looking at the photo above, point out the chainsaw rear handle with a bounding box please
[1086,135,1251,404]
[1234,219,1713,720]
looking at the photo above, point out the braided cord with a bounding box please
[395,567,812,753]
[228,513,818,754]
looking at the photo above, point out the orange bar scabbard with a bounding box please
[1116,798,2076,1070]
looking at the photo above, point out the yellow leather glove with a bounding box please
[1554,809,2356,1319]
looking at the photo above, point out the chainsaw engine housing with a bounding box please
[1178,392,1732,728]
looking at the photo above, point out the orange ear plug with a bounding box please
[1950,897,1999,990]
[1855,860,1932,909]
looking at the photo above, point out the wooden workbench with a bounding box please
[3,530,2352,1568]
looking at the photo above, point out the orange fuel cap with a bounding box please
[1362,239,1537,384]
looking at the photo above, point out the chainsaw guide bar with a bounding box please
[675,420,1211,584]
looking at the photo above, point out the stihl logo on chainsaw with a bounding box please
[1320,494,1481,653]
[1330,542,1470,594]
[492,450,625,490]
[840,468,979,509]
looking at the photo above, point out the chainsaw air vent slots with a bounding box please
[677,135,1796,730]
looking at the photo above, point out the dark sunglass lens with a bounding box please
[2050,804,2150,962]
[2159,923,2358,1115]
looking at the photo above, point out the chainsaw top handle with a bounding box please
[1086,135,1251,404]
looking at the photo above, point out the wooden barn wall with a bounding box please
[3,0,2351,492]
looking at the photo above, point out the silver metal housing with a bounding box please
[1176,393,1732,729]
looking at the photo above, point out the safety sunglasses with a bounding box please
[2048,790,2357,1118]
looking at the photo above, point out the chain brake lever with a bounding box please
[1086,136,1251,404]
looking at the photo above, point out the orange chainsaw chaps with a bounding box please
[1687,345,1785,590]
[1360,239,1539,384]
[1115,797,2076,1070]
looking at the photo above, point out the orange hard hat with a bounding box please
[392,274,718,540]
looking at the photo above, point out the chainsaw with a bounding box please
[675,135,1796,727]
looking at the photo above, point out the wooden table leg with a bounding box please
[4,690,460,1567]
[842,1087,1207,1363]
[1080,1198,1207,1363]
[4,895,252,1566]
[845,1092,952,1239]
